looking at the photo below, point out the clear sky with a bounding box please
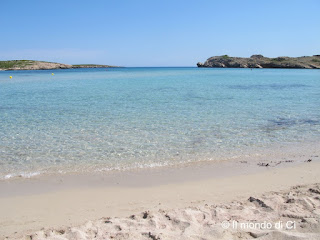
[1,0,319,66]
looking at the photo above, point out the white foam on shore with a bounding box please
[3,171,41,180]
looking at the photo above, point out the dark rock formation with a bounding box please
[197,55,320,69]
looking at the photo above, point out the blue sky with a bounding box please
[1,0,319,66]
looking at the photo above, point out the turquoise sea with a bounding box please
[0,68,319,179]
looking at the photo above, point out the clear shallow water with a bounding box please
[0,68,320,179]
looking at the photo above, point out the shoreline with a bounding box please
[1,139,319,182]
[1,153,320,238]
[1,155,318,198]
[0,130,319,239]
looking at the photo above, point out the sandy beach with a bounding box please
[1,152,320,239]
[2,1,320,239]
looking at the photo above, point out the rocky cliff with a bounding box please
[197,55,320,69]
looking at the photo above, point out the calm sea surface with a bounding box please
[0,68,319,179]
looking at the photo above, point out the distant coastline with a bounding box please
[0,60,121,71]
[197,55,320,69]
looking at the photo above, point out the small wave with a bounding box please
[2,171,41,180]
[94,161,171,173]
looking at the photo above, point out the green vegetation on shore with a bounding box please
[0,60,119,71]
[0,60,38,69]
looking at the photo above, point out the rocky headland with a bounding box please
[197,55,320,69]
[0,60,119,71]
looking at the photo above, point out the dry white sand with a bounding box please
[24,183,320,240]
[1,160,320,239]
